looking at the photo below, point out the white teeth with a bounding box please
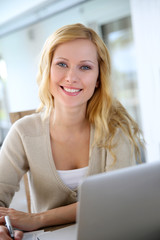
[63,87,81,93]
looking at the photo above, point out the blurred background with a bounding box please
[0,0,160,165]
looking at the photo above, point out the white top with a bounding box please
[57,166,89,190]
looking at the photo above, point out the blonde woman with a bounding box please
[0,23,144,233]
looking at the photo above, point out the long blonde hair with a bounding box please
[37,23,144,162]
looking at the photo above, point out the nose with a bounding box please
[65,67,78,84]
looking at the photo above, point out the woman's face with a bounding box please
[50,39,99,109]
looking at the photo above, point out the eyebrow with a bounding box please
[54,57,96,65]
[54,57,68,61]
[80,60,96,65]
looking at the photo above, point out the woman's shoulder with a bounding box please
[12,111,49,137]
[113,128,129,144]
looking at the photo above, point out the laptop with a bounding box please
[77,161,160,240]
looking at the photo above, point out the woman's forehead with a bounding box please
[53,39,98,62]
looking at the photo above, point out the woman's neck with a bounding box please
[50,105,89,134]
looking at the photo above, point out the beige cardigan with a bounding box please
[0,112,135,213]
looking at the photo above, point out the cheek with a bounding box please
[88,72,99,88]
[49,72,58,90]
[50,68,64,84]
[49,78,52,92]
[84,77,98,97]
[49,72,57,96]
[89,74,99,95]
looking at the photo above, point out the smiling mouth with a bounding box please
[61,86,82,93]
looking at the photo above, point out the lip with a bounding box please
[60,86,82,96]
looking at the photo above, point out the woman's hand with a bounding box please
[0,225,23,240]
[0,207,41,231]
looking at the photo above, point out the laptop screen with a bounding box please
[77,161,160,240]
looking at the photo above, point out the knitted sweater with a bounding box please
[0,112,135,212]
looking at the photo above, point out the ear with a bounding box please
[95,80,99,88]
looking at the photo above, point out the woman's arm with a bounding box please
[0,124,29,208]
[39,202,77,228]
[0,203,77,231]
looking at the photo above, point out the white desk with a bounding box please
[40,224,77,240]
[23,224,77,240]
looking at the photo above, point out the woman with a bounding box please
[0,23,144,232]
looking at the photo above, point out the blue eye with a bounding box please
[81,65,91,70]
[58,62,67,68]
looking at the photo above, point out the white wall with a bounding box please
[130,0,160,162]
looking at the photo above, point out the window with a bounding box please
[102,16,141,126]
[0,58,10,146]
